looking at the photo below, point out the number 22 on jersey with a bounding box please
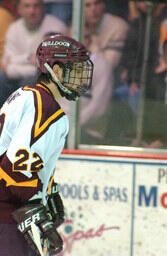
[0,113,43,172]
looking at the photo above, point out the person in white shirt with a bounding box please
[0,0,67,108]
[85,0,129,69]
[60,26,113,143]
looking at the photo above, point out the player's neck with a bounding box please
[43,81,62,101]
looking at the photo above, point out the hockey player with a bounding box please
[0,34,94,255]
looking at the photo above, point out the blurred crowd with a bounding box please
[1,0,167,149]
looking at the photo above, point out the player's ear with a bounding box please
[52,64,64,83]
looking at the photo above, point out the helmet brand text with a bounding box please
[42,40,70,47]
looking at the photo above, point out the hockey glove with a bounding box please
[12,203,63,255]
[47,182,65,228]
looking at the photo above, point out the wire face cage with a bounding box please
[63,59,94,96]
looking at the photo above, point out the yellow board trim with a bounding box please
[0,167,38,187]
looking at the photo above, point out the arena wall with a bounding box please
[55,149,167,256]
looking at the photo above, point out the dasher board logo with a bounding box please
[42,41,71,47]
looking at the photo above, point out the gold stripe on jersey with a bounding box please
[0,167,38,187]
[23,86,64,143]
[36,83,51,94]
[35,107,64,138]
[47,175,54,195]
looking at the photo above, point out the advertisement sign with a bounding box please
[134,165,167,256]
[54,154,167,256]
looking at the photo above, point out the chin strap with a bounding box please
[44,63,72,96]
[44,63,79,101]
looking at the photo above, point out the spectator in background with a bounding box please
[85,0,129,70]
[151,38,167,149]
[113,67,140,116]
[155,4,167,75]
[159,13,167,49]
[156,39,167,75]
[59,26,113,144]
[105,0,129,21]
[0,0,18,67]
[0,0,67,108]
[114,2,167,147]
[117,2,165,102]
[43,0,72,26]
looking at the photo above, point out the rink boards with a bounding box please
[54,150,167,256]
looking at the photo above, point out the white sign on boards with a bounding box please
[54,155,167,256]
